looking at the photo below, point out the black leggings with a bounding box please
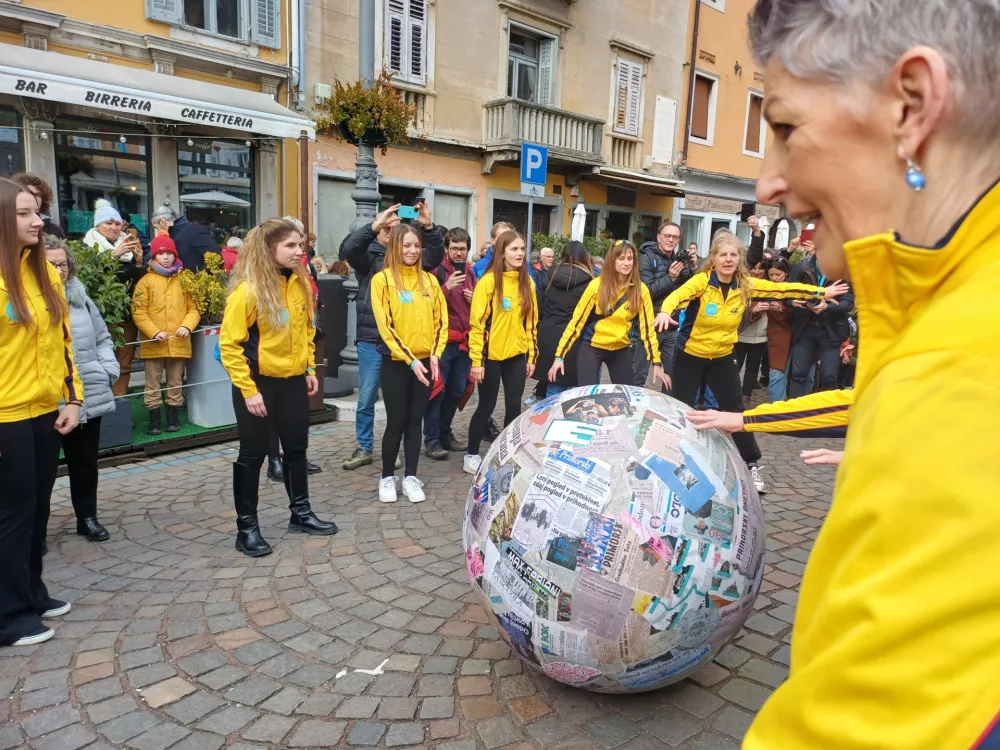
[577,345,633,386]
[671,349,762,466]
[381,357,431,477]
[467,354,526,455]
[232,375,309,471]
[734,342,767,397]
[0,412,59,644]
[62,417,102,520]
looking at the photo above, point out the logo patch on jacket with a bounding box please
[399,290,414,304]
[501,297,512,311]
[704,302,719,316]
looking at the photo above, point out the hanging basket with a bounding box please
[338,121,389,148]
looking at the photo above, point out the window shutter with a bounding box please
[406,0,427,84]
[614,58,643,136]
[146,0,182,24]
[691,76,711,140]
[251,0,280,49]
[386,0,406,77]
[614,59,630,132]
[745,93,762,153]
[537,36,556,106]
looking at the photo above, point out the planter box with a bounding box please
[98,397,133,449]
[186,326,237,428]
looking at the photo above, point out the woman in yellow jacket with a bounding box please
[370,223,447,504]
[654,230,847,492]
[219,219,337,557]
[131,234,200,435]
[548,240,668,388]
[465,230,538,476]
[0,178,83,647]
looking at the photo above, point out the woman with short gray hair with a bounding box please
[729,1,1000,747]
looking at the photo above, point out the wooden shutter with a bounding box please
[251,0,280,48]
[407,0,427,84]
[745,93,763,153]
[537,36,556,106]
[146,0,182,24]
[613,58,642,136]
[386,0,406,77]
[691,75,711,140]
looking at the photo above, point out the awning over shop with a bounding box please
[588,167,685,197]
[179,190,252,207]
[0,43,314,139]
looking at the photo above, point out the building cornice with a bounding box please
[609,36,654,60]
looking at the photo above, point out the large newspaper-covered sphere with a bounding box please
[462,385,765,693]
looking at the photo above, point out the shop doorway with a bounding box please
[605,211,632,242]
[492,199,550,237]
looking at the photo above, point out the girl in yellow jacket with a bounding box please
[370,223,447,504]
[0,178,83,647]
[219,219,337,557]
[131,235,200,435]
[465,229,538,475]
[654,230,847,492]
[548,240,667,388]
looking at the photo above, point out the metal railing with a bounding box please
[483,97,604,163]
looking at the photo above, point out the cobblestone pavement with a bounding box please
[1,389,843,750]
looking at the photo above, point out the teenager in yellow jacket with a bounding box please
[465,230,538,475]
[131,235,200,434]
[654,230,847,492]
[0,179,83,647]
[370,223,447,504]
[219,219,337,558]
[549,240,668,388]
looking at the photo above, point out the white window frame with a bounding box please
[679,207,736,257]
[689,69,719,148]
[145,0,280,47]
[742,88,766,158]
[701,0,725,12]
[611,56,645,138]
[506,20,558,107]
[384,0,428,86]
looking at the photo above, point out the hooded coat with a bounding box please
[64,276,119,423]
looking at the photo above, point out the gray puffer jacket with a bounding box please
[65,277,119,423]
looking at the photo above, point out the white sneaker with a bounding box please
[12,626,55,646]
[378,476,398,503]
[463,454,482,476]
[750,465,767,494]
[402,476,426,503]
[524,395,538,406]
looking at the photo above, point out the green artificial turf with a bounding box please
[126,394,231,446]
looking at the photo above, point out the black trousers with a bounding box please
[62,417,102,520]
[232,375,309,471]
[734,342,768,397]
[381,357,431,477]
[578,345,633,386]
[0,412,60,644]
[788,326,842,398]
[467,354,526,455]
[671,349,762,466]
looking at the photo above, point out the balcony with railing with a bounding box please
[482,97,605,173]
[605,134,643,172]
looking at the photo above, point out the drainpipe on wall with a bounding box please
[296,0,307,110]
[681,0,702,165]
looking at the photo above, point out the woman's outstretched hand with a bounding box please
[685,409,745,433]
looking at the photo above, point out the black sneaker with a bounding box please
[485,418,501,441]
[11,626,54,646]
[307,460,322,475]
[342,448,374,471]
[441,434,464,452]
[424,441,449,460]
[40,599,71,618]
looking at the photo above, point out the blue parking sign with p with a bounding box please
[520,143,548,186]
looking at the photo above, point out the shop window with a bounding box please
[0,108,24,177]
[385,0,427,86]
[690,72,718,146]
[145,0,280,48]
[178,140,254,239]
[613,57,644,137]
[507,23,557,106]
[681,215,703,255]
[744,90,765,157]
[433,192,470,233]
[54,119,151,238]
[493,199,550,237]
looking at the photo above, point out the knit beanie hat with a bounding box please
[151,234,178,261]
[93,199,123,227]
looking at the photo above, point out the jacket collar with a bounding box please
[846,177,1000,391]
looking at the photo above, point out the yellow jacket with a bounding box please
[745,181,1000,750]
[370,265,447,364]
[0,253,83,422]
[555,277,660,364]
[219,272,316,398]
[744,388,852,437]
[469,270,538,367]
[662,271,823,358]
[132,269,201,359]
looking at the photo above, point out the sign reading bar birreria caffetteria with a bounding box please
[0,71,309,139]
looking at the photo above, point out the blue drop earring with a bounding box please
[906,158,926,191]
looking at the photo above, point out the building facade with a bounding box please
[0,0,312,238]
[306,0,692,254]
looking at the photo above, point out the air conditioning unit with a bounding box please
[314,83,332,103]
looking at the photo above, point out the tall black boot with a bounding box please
[283,458,338,535]
[233,463,272,557]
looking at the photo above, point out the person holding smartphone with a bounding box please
[424,227,476,459]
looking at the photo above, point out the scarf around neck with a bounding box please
[151,259,183,276]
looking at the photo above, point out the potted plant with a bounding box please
[70,240,135,449]
[178,253,236,428]
[315,71,416,154]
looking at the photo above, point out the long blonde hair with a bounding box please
[699,230,752,305]
[489,230,535,320]
[383,224,430,293]
[598,240,641,315]
[229,219,313,326]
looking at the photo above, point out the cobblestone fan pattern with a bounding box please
[1,388,842,750]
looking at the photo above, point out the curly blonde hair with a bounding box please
[229,219,313,327]
[699,230,752,306]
